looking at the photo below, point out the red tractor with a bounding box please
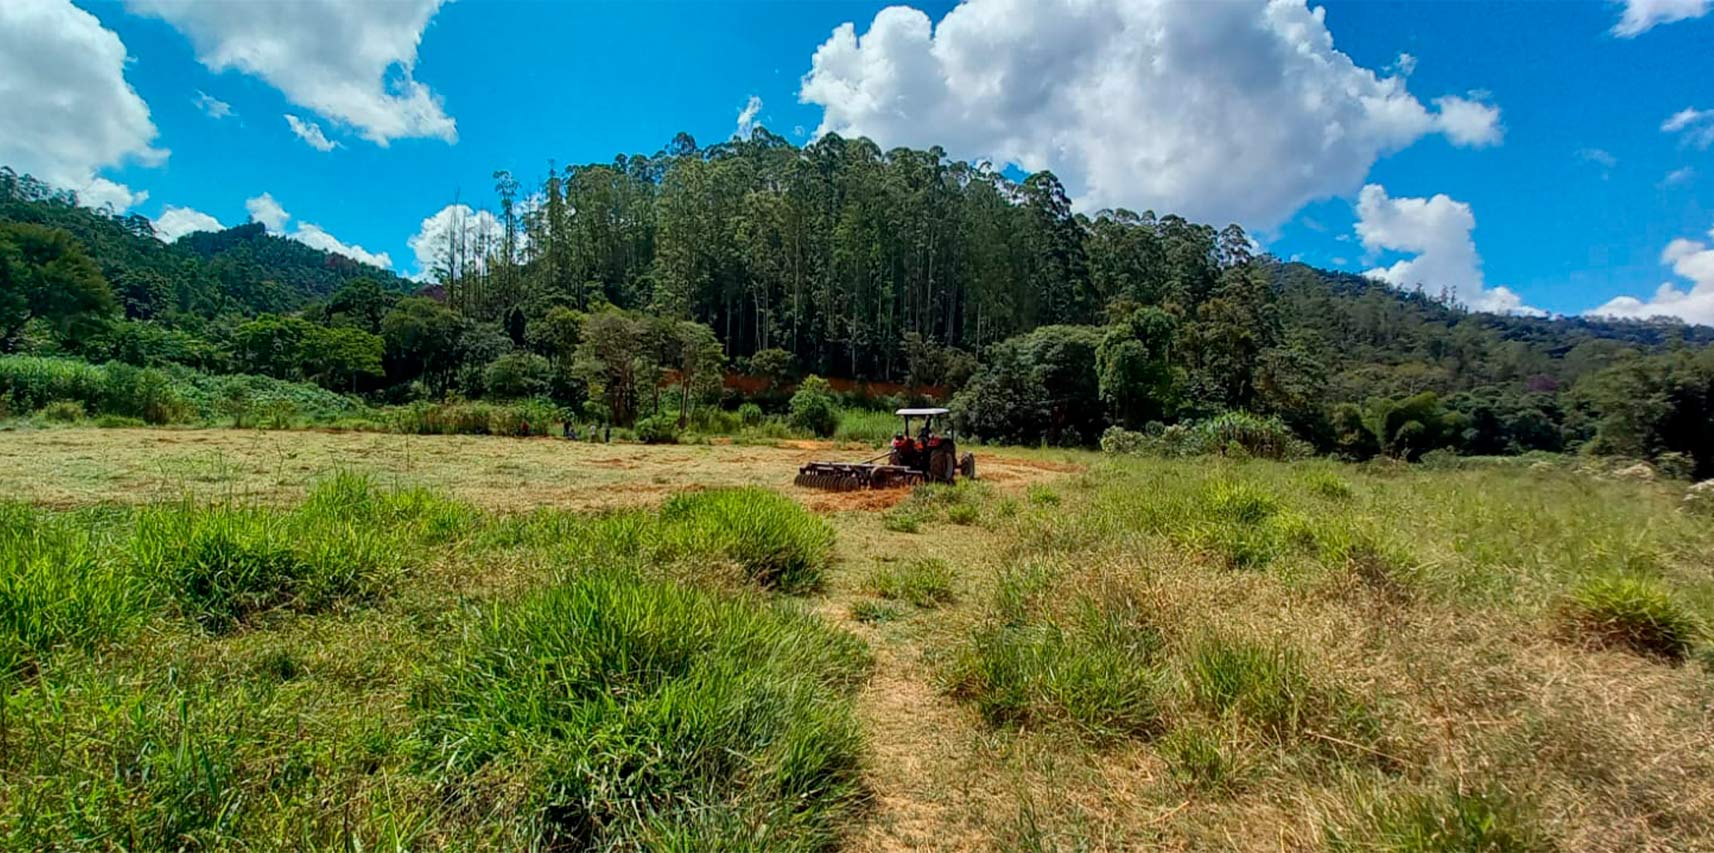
[795,407,977,491]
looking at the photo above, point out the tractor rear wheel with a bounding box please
[959,452,976,481]
[928,446,955,484]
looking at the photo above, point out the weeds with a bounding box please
[1327,783,1549,853]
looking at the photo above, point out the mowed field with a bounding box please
[3,427,1713,851]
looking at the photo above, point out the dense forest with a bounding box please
[3,128,1713,476]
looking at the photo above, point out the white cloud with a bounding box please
[1354,183,1539,316]
[1661,166,1696,186]
[1392,52,1418,77]
[284,114,338,152]
[1589,223,1714,325]
[1662,107,1714,149]
[78,177,149,213]
[1612,0,1710,36]
[194,89,233,119]
[238,192,390,268]
[1578,147,1618,169]
[153,205,223,242]
[126,0,456,146]
[736,95,763,139]
[245,192,290,231]
[799,0,1503,227]
[1432,95,1504,147]
[292,222,391,269]
[0,0,165,208]
[407,203,505,280]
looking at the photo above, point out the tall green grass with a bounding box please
[834,408,901,444]
[411,569,870,849]
[0,505,152,678]
[659,487,836,592]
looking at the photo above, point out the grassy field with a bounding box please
[2,428,1712,850]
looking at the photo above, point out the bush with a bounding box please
[1684,480,1714,517]
[866,558,955,608]
[1561,575,1702,660]
[38,400,85,422]
[411,569,870,850]
[659,487,836,592]
[788,375,840,438]
[737,402,764,427]
[483,352,552,399]
[634,414,682,445]
[1100,425,1147,454]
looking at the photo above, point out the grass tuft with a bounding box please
[1561,575,1702,661]
[412,569,870,849]
[1328,783,1550,853]
[0,504,152,678]
[660,487,836,592]
[866,558,955,608]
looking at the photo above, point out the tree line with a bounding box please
[3,129,1713,476]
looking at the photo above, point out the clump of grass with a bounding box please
[946,578,1165,741]
[1560,575,1703,661]
[1302,469,1355,500]
[1327,783,1550,853]
[1159,725,1239,793]
[412,569,870,849]
[882,506,924,533]
[947,502,980,525]
[1181,634,1380,751]
[1026,484,1061,507]
[850,599,903,624]
[1202,481,1280,525]
[659,487,835,592]
[866,558,955,608]
[0,504,152,678]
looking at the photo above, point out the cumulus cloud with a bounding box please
[0,0,165,211]
[1589,223,1714,325]
[292,222,391,269]
[407,203,505,280]
[239,192,390,268]
[78,177,150,213]
[1354,184,1539,316]
[284,114,338,152]
[736,95,763,139]
[126,0,456,146]
[194,90,233,119]
[1662,107,1714,149]
[153,205,223,242]
[799,0,1503,226]
[244,192,290,231]
[1612,0,1710,36]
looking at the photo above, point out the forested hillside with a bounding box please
[3,131,1712,474]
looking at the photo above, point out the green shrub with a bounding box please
[92,414,146,428]
[411,569,870,849]
[1562,576,1702,660]
[38,400,85,422]
[788,375,840,438]
[737,402,764,427]
[866,558,955,608]
[1328,783,1549,853]
[0,505,152,678]
[659,487,835,592]
[634,414,682,444]
[1100,425,1147,454]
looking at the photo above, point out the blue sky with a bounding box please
[3,0,1712,322]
